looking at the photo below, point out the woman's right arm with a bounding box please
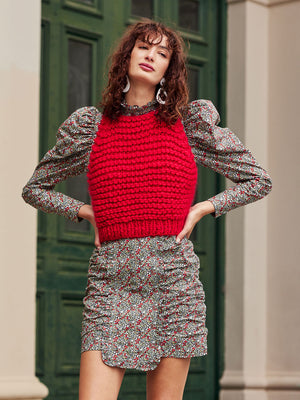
[22,106,101,223]
[183,100,272,218]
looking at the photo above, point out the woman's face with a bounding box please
[128,35,172,88]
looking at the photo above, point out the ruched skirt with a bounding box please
[80,235,207,371]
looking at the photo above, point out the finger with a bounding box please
[186,231,191,239]
[94,227,101,248]
[177,224,196,242]
[176,229,188,243]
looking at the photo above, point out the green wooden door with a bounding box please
[37,0,225,398]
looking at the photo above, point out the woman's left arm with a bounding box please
[176,99,272,241]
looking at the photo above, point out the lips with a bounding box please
[139,63,154,71]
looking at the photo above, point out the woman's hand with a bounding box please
[176,201,215,243]
[78,204,101,248]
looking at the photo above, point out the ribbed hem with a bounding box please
[98,218,186,243]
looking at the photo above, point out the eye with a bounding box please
[159,52,167,58]
[138,45,148,50]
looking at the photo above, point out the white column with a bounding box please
[266,1,300,398]
[221,0,300,399]
[221,0,269,399]
[0,1,48,399]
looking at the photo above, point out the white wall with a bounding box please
[0,1,48,399]
[221,0,300,399]
[267,0,300,394]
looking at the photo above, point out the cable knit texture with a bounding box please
[87,111,198,243]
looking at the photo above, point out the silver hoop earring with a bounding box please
[156,77,167,105]
[123,75,130,93]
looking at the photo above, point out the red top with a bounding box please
[87,110,198,243]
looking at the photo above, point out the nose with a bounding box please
[145,48,155,62]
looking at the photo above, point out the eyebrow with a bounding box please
[158,45,171,53]
[137,40,171,54]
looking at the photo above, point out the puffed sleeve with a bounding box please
[22,106,102,222]
[183,99,272,217]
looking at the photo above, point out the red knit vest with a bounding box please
[87,111,198,243]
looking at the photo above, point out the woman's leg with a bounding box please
[79,350,126,400]
[146,357,191,400]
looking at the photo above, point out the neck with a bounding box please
[125,82,155,107]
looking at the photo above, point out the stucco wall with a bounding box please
[267,0,300,391]
[0,1,48,399]
[221,0,300,398]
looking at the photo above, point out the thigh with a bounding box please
[79,350,126,400]
[146,357,191,400]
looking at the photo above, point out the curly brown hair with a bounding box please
[99,19,189,125]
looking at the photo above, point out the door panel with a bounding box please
[38,1,225,398]
[131,0,153,18]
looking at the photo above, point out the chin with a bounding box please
[130,71,159,87]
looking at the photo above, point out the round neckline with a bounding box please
[120,98,158,116]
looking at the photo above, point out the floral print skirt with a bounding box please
[80,235,207,371]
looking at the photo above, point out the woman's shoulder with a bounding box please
[183,99,220,127]
[66,105,102,128]
[59,106,102,139]
[73,105,101,117]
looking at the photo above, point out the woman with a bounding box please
[22,19,272,400]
